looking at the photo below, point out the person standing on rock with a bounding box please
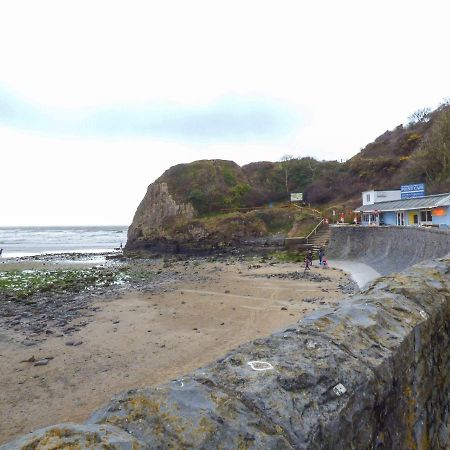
[0,248,3,257]
[318,247,325,265]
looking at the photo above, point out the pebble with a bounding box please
[65,340,83,346]
[33,359,50,366]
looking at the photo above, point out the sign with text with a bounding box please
[401,183,425,199]
[290,192,303,202]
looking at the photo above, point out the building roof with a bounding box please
[355,193,450,212]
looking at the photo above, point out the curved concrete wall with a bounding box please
[3,256,450,449]
[327,226,450,275]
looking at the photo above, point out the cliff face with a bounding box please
[124,159,313,254]
[126,182,195,250]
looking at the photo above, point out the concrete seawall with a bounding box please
[327,226,450,275]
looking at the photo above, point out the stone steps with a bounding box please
[308,227,331,253]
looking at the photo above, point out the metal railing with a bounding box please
[305,218,325,242]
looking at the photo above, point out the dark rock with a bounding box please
[88,381,291,449]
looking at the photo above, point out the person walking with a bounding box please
[304,255,311,273]
[306,248,313,266]
[318,247,325,265]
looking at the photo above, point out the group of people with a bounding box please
[304,247,327,272]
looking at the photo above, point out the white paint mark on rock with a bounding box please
[419,310,428,319]
[247,361,274,371]
[333,383,347,396]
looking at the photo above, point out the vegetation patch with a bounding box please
[0,268,130,300]
[270,250,306,263]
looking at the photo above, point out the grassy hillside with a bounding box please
[154,103,450,217]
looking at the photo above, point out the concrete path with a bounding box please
[328,259,381,289]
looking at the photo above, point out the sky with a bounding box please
[1,0,450,226]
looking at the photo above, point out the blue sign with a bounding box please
[401,183,425,199]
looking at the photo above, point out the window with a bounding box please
[420,210,432,222]
[366,194,370,202]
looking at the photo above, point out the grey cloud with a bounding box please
[0,87,302,141]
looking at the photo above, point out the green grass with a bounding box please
[0,268,130,300]
[270,250,306,263]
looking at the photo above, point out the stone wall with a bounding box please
[3,256,450,449]
[327,226,450,275]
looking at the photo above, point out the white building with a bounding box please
[362,190,401,206]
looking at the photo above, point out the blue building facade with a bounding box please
[355,193,450,228]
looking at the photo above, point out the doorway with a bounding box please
[396,212,405,226]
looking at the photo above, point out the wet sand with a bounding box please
[0,258,354,444]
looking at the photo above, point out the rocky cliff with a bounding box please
[126,182,195,250]
[125,159,321,254]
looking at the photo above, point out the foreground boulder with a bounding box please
[0,423,143,449]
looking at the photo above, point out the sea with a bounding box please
[0,226,128,258]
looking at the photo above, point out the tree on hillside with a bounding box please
[280,154,295,194]
[408,107,431,125]
[409,106,450,186]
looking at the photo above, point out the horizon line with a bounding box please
[0,224,129,228]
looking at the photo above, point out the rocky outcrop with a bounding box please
[126,182,195,251]
[327,226,450,274]
[0,423,142,449]
[3,256,450,449]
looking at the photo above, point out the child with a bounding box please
[322,258,329,268]
[306,249,313,266]
[304,256,311,272]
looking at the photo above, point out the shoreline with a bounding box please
[0,253,357,445]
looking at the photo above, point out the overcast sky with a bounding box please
[1,0,449,226]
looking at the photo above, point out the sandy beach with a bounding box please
[0,256,356,445]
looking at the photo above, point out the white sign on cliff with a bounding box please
[290,193,303,202]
